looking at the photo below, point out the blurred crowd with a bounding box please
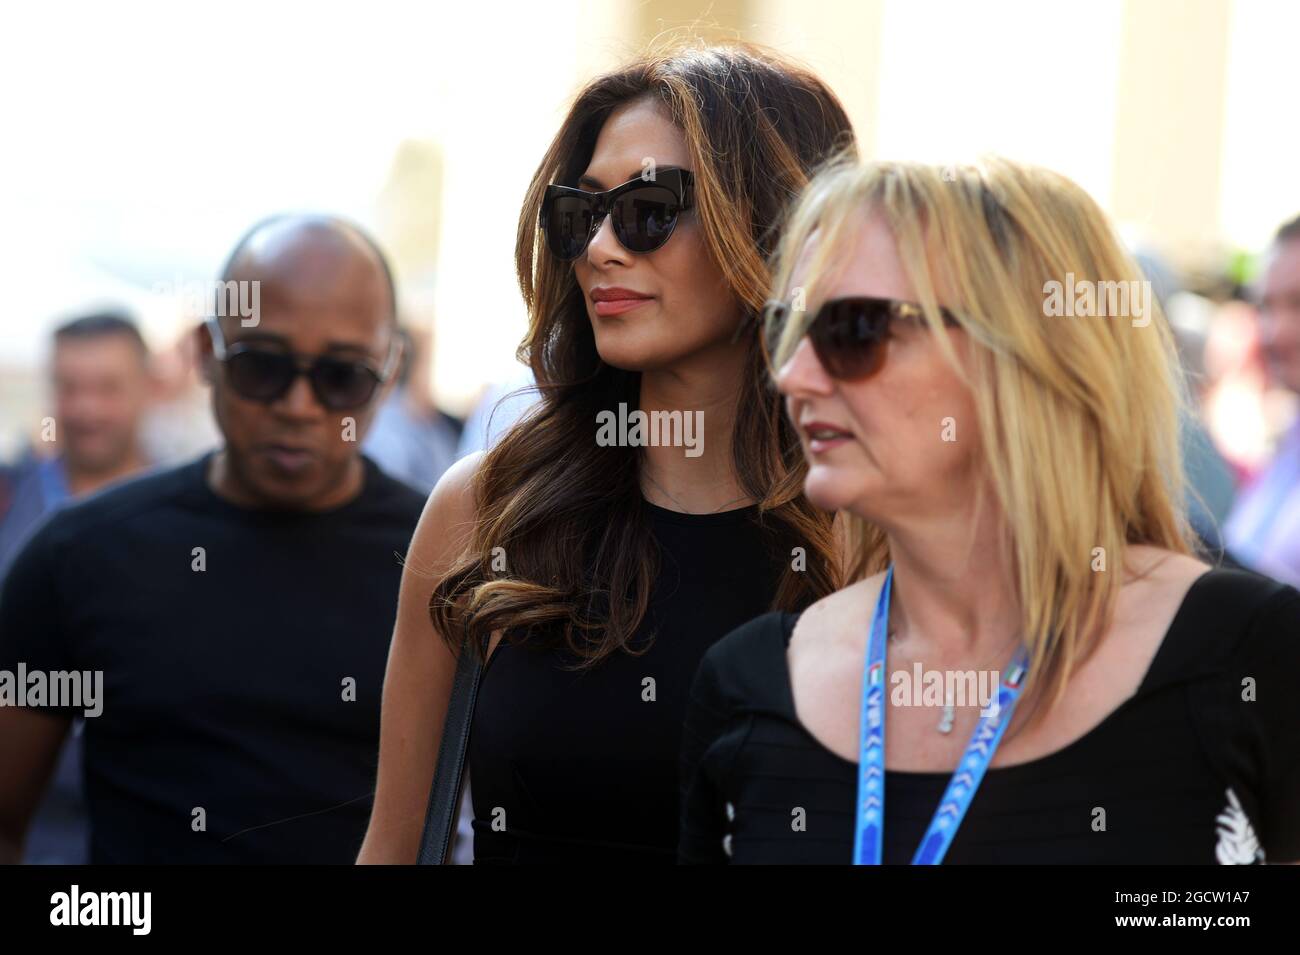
[0,207,1296,865]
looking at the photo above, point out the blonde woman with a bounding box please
[678,157,1300,864]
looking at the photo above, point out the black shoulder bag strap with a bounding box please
[417,641,485,864]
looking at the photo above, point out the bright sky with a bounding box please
[2,0,1296,407]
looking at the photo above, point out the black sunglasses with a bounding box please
[762,295,960,381]
[205,318,400,411]
[540,168,695,260]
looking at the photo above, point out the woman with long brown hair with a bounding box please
[358,42,856,863]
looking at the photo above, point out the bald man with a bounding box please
[0,216,426,863]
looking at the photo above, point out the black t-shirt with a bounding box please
[679,568,1300,864]
[0,451,425,863]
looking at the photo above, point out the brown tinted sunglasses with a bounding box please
[762,295,960,380]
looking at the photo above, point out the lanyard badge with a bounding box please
[853,565,1030,865]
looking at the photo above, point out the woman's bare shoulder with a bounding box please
[789,570,888,656]
[1113,545,1213,634]
[406,451,483,572]
[1124,544,1212,585]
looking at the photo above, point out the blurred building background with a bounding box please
[1,0,1297,472]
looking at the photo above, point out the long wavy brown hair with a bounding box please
[430,41,857,666]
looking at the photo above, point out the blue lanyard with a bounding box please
[853,565,1030,865]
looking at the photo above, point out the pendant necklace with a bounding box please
[886,620,1015,735]
[641,469,752,515]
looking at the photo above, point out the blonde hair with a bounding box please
[768,155,1195,711]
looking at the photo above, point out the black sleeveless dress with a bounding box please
[468,499,789,863]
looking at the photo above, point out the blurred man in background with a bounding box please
[1225,214,1300,587]
[0,310,154,864]
[0,215,425,863]
[0,312,153,578]
[363,322,462,495]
